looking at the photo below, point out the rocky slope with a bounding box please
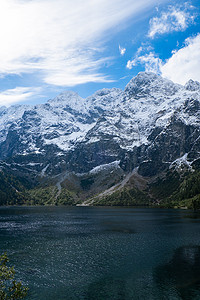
[1,72,200,205]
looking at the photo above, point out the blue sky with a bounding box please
[0,0,200,106]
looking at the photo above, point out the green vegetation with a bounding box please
[26,186,58,205]
[149,170,200,209]
[0,171,30,206]
[2,164,200,209]
[27,186,78,206]
[0,253,28,299]
[168,170,200,209]
[0,170,78,206]
[57,188,78,205]
[93,187,149,206]
[149,170,181,200]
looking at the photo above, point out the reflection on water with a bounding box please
[85,277,126,300]
[1,207,200,299]
[155,246,200,299]
[102,221,136,234]
[183,212,200,219]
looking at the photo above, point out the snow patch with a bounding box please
[41,164,50,177]
[89,160,120,175]
[169,153,193,171]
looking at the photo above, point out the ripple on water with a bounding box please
[1,207,200,300]
[154,245,200,299]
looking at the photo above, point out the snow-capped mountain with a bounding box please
[1,72,200,203]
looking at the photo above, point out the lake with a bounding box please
[0,207,200,299]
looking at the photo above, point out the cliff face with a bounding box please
[1,72,200,205]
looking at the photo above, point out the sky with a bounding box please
[0,0,200,106]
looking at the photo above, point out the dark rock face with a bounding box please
[1,72,200,197]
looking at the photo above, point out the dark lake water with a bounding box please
[1,207,200,299]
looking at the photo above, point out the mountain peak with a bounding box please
[124,72,181,98]
[48,91,81,103]
[185,79,200,91]
[90,88,122,98]
[47,91,86,113]
[127,71,160,86]
[135,71,159,80]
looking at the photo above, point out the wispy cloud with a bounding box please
[127,33,200,85]
[161,34,200,84]
[126,47,162,73]
[0,87,41,106]
[119,45,126,56]
[148,3,196,38]
[0,0,157,88]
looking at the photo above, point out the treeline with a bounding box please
[150,169,200,209]
[27,186,78,205]
[2,166,200,208]
[92,187,149,206]
[0,169,78,206]
[0,171,29,205]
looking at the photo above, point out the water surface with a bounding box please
[0,207,200,299]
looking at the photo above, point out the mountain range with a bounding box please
[1,72,200,207]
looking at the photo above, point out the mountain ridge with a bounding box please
[1,71,200,207]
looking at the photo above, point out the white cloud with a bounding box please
[0,0,158,87]
[148,4,196,38]
[128,34,200,85]
[0,87,40,106]
[126,49,162,74]
[119,45,126,56]
[161,34,200,84]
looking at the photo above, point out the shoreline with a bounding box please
[0,204,197,211]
